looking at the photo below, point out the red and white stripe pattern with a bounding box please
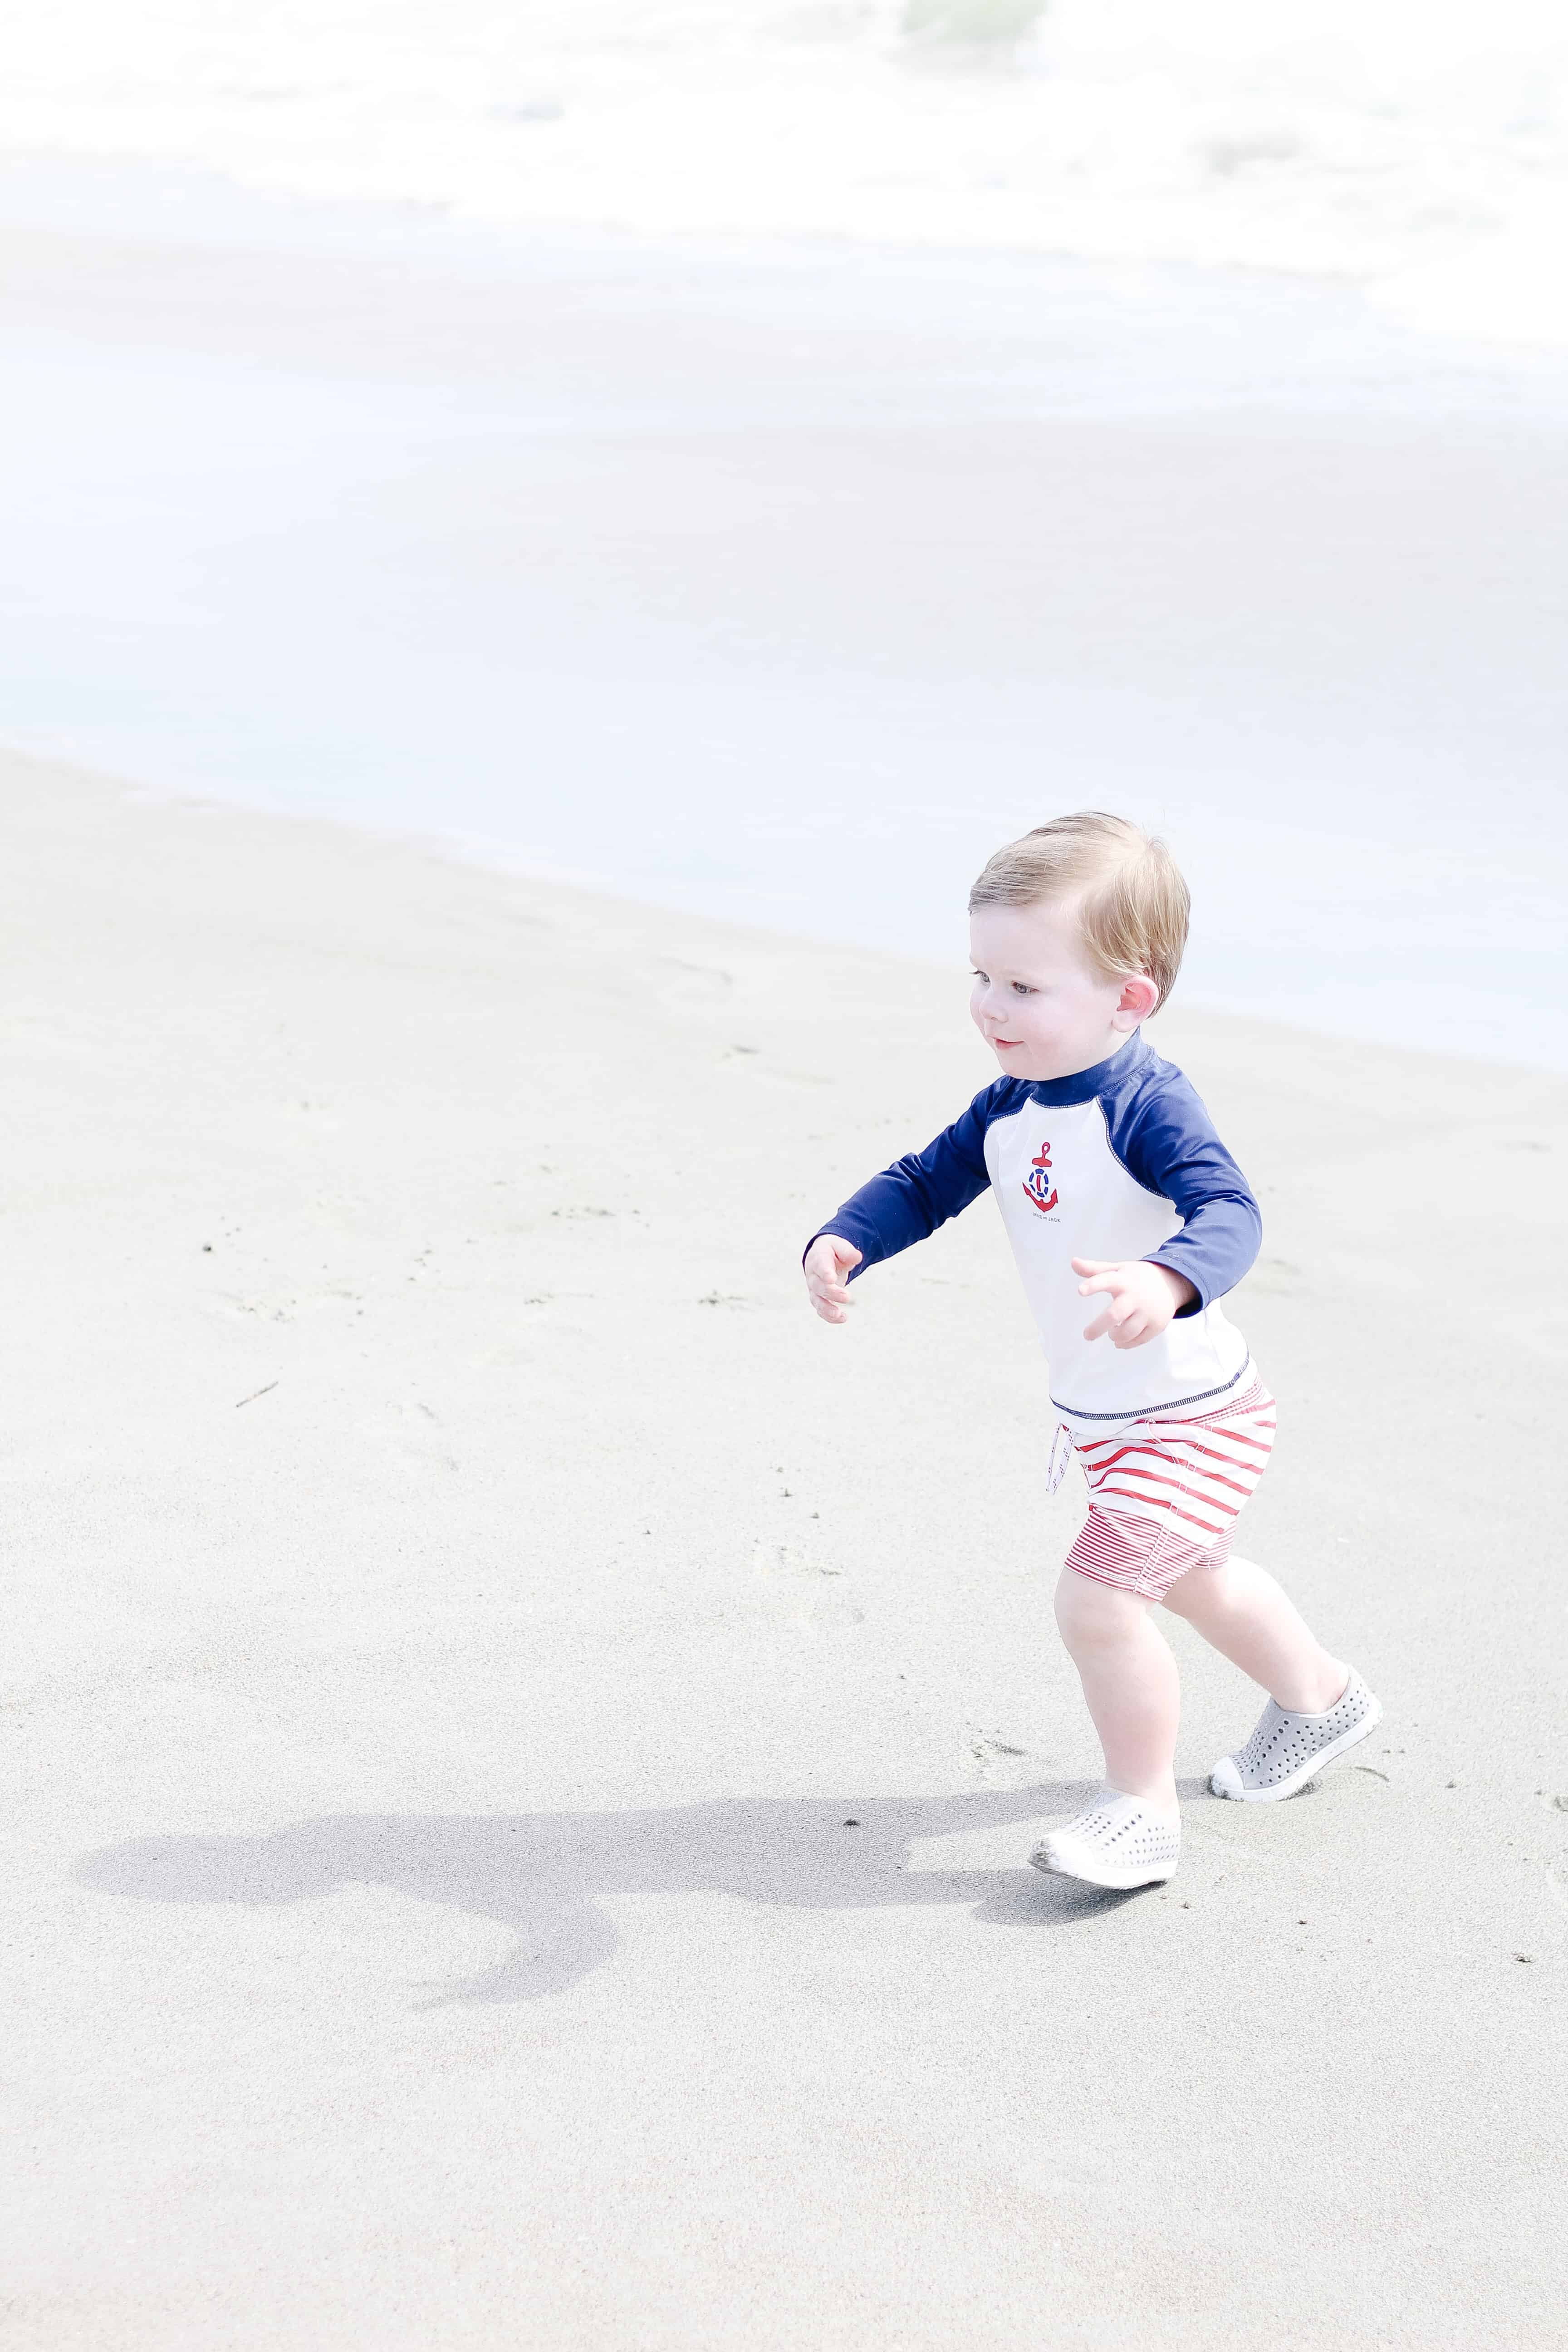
[1064,1378,1277,1598]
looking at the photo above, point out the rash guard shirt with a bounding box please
[809,1032,1262,1430]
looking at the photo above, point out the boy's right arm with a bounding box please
[801,1087,1000,1323]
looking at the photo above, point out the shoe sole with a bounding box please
[1029,1842,1176,1892]
[1210,1696,1383,1803]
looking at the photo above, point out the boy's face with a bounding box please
[969,897,1154,1081]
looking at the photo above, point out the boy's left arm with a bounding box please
[1076,1072,1263,1351]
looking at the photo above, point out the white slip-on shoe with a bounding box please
[1210,1667,1382,1803]
[1029,1790,1180,1890]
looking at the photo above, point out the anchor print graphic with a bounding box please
[1023,1138,1059,1216]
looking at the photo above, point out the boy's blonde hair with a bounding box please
[969,812,1190,1009]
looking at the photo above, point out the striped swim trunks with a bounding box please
[1063,1376,1278,1600]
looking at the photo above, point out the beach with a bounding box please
[4,751,1566,2347]
[5,27,1568,2332]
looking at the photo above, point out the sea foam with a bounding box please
[3,0,1567,344]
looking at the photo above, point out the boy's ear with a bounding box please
[1117,973,1160,1023]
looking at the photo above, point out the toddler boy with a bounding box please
[802,813,1379,1889]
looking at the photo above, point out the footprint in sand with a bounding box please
[966,1734,1034,1786]
[655,958,733,1006]
[750,1540,864,1630]
[214,1286,363,1325]
[752,1539,841,1580]
[360,1401,459,1480]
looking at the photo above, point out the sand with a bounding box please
[2,751,1565,2348]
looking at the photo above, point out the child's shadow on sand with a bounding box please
[75,1782,1193,2005]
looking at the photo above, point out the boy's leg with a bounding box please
[1159,1553,1346,1714]
[1163,1553,1380,1803]
[1053,1567,1181,1820]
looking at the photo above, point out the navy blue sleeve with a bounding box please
[805,1085,1003,1278]
[1102,1068,1261,1313]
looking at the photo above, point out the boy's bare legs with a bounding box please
[1054,1554,1347,1825]
[1160,1554,1346,1715]
[1054,1569,1181,1821]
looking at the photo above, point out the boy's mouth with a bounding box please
[992,1037,1022,1050]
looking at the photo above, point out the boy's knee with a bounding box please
[1054,1567,1143,1649]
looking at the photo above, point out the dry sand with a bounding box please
[3,751,1566,2348]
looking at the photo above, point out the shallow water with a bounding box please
[1,161,1565,1067]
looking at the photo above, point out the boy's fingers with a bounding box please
[1083,1310,1115,1341]
[1071,1258,1116,1275]
[1076,1269,1123,1298]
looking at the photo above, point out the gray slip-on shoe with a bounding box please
[1210,1668,1382,1803]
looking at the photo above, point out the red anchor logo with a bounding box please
[1023,1138,1059,1216]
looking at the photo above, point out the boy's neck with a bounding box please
[1035,1028,1140,1086]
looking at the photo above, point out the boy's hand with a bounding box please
[1073,1257,1196,1350]
[804,1234,863,1323]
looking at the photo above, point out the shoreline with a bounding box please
[114,762,1568,1090]
[2,142,1566,356]
[4,153,1567,1073]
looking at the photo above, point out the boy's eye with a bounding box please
[1011,981,1035,995]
